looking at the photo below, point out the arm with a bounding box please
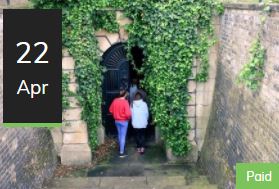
[145,103,149,120]
[125,101,131,119]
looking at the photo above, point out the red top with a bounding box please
[109,98,131,121]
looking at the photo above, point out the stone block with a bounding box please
[188,130,196,141]
[50,178,100,188]
[61,144,92,166]
[188,118,196,129]
[203,90,214,106]
[62,56,75,70]
[204,79,216,93]
[8,0,29,6]
[188,80,196,93]
[188,93,196,105]
[119,27,129,42]
[63,108,82,121]
[68,83,78,93]
[196,104,204,117]
[97,36,111,52]
[147,176,186,187]
[116,11,132,26]
[51,127,63,144]
[62,49,70,57]
[187,106,196,117]
[62,120,87,133]
[196,82,205,92]
[107,33,120,45]
[63,132,88,144]
[95,29,108,36]
[196,91,204,105]
[193,59,198,67]
[186,142,199,162]
[188,67,197,79]
[155,126,163,144]
[63,70,76,83]
[0,1,7,6]
[68,96,80,108]
[100,177,146,188]
[208,59,217,79]
[196,128,206,142]
[197,139,204,151]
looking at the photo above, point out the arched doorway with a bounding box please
[101,42,155,142]
[101,43,129,136]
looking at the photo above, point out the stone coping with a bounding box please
[224,3,279,12]
[101,4,279,12]
[1,4,279,13]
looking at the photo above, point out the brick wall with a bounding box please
[200,4,279,189]
[0,11,57,189]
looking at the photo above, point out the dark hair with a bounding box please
[134,92,142,100]
[119,87,128,98]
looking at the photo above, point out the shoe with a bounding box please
[119,153,128,158]
[137,148,141,153]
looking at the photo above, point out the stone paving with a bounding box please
[46,143,217,189]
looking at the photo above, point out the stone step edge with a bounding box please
[51,175,213,184]
[49,176,217,189]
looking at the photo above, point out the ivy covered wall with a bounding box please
[32,0,223,156]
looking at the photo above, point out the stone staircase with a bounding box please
[45,144,217,189]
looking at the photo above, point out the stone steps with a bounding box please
[46,145,217,189]
[46,175,217,189]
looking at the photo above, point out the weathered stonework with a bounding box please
[95,11,130,54]
[0,0,29,8]
[52,51,92,166]
[52,10,132,166]
[0,12,56,189]
[200,4,279,189]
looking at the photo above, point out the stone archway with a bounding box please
[51,11,218,166]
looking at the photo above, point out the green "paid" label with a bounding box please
[236,163,279,189]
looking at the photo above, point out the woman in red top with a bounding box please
[109,89,131,158]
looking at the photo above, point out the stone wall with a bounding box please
[0,12,57,189]
[0,0,29,7]
[50,11,131,166]
[200,4,279,189]
[51,51,92,166]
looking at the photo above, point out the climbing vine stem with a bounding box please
[238,38,265,90]
[62,73,70,110]
[31,0,223,156]
[238,4,269,91]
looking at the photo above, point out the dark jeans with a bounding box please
[134,128,145,148]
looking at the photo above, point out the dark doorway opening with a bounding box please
[130,46,155,142]
[101,43,155,143]
[130,46,144,81]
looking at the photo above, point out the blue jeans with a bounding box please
[115,121,128,154]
